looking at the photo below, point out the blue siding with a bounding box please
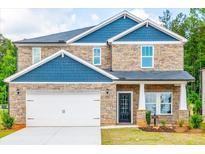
[13,55,112,82]
[75,17,138,43]
[117,25,177,41]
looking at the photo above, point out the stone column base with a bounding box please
[136,110,147,127]
[178,110,189,126]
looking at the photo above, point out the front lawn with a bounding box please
[102,128,205,145]
[0,129,16,138]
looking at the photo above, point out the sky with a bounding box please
[0,8,189,41]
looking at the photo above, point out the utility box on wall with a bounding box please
[202,69,205,121]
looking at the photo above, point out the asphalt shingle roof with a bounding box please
[14,26,94,44]
[107,71,195,81]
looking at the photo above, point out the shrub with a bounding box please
[178,119,184,127]
[1,111,14,129]
[189,114,203,129]
[146,111,151,126]
[160,120,167,127]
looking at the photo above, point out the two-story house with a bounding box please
[4,10,194,127]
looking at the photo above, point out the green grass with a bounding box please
[200,123,205,129]
[0,129,16,138]
[102,128,205,145]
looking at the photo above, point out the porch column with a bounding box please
[179,83,189,126]
[179,83,187,110]
[137,83,147,127]
[138,83,146,110]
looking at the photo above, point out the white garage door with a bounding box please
[26,90,100,126]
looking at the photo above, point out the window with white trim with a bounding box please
[145,92,172,115]
[141,46,154,68]
[32,47,41,64]
[145,92,157,114]
[93,48,101,65]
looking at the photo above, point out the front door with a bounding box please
[118,93,131,123]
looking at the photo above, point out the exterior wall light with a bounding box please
[16,88,20,95]
[105,89,110,95]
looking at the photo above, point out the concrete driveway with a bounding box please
[0,127,101,145]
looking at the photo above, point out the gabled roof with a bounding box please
[4,50,118,83]
[14,26,94,44]
[14,11,187,45]
[14,10,143,44]
[66,10,143,43]
[108,19,187,43]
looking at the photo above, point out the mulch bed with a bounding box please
[139,126,175,132]
[0,124,25,131]
[12,124,26,131]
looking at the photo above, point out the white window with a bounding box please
[145,92,157,114]
[32,47,41,64]
[93,48,101,65]
[141,45,154,68]
[145,92,172,115]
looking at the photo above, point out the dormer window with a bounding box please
[141,45,154,68]
[32,47,41,64]
[93,48,101,65]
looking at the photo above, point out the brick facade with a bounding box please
[9,83,117,125]
[12,43,188,127]
[9,83,188,126]
[178,110,189,126]
[17,43,183,72]
[136,110,147,127]
[17,45,111,71]
[112,44,184,71]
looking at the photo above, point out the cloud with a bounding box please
[91,14,100,21]
[71,14,76,22]
[0,9,165,41]
[129,9,164,25]
[130,9,149,20]
[0,9,76,41]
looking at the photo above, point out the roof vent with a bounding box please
[61,52,64,58]
[123,14,126,19]
[146,22,149,27]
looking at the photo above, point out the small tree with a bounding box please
[0,35,17,105]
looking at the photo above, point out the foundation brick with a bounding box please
[136,110,147,127]
[178,110,189,126]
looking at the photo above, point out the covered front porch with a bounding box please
[107,70,194,127]
[114,81,190,127]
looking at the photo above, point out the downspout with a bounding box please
[107,41,112,71]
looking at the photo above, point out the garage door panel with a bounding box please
[26,91,100,126]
